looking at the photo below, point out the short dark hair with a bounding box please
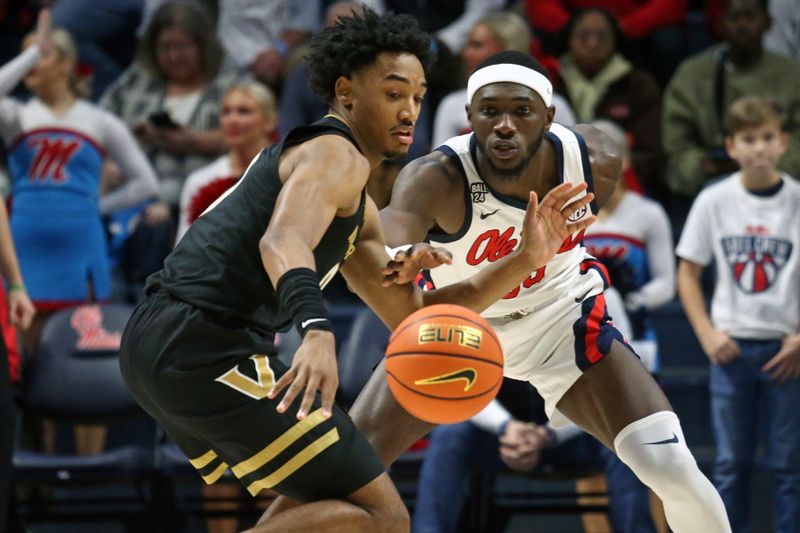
[724,0,768,12]
[725,96,787,135]
[137,1,223,81]
[562,7,628,58]
[473,50,550,80]
[307,7,435,104]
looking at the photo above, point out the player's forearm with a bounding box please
[259,233,318,288]
[677,263,714,338]
[421,248,538,313]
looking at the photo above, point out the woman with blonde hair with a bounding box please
[176,82,277,241]
[0,9,159,454]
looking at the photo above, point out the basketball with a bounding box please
[385,304,504,424]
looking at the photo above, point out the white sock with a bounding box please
[614,411,731,533]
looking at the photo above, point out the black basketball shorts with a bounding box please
[119,290,384,502]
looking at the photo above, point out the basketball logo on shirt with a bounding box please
[27,137,80,183]
[722,236,792,293]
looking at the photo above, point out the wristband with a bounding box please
[8,282,25,293]
[276,267,332,338]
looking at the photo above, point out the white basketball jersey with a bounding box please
[428,124,602,320]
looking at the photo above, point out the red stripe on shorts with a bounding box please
[585,293,606,364]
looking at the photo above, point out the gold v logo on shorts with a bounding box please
[414,368,477,391]
[215,354,275,399]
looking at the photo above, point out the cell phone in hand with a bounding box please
[149,111,179,129]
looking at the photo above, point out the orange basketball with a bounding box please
[385,304,504,424]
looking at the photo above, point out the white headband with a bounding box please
[466,63,553,107]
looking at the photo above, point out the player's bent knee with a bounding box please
[614,411,705,500]
[375,502,410,533]
[351,473,410,532]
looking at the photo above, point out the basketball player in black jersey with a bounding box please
[119,10,597,532]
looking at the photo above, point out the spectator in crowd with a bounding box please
[662,0,800,201]
[413,377,658,533]
[676,96,800,533]
[583,119,674,375]
[432,11,576,149]
[361,0,506,60]
[764,0,799,61]
[524,0,687,84]
[361,0,507,117]
[177,82,277,241]
[100,1,245,222]
[555,8,662,194]
[0,10,159,454]
[0,199,34,533]
[51,0,144,99]
[278,1,364,139]
[216,0,320,89]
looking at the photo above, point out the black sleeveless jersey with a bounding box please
[146,116,366,335]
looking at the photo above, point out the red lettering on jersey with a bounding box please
[502,267,546,299]
[27,138,80,183]
[467,228,518,265]
[523,267,546,287]
[503,285,520,299]
[558,229,585,253]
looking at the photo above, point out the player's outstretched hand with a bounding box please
[519,182,596,268]
[382,243,452,287]
[268,330,337,420]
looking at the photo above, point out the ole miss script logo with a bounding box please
[467,226,584,299]
[27,136,81,183]
[722,235,792,293]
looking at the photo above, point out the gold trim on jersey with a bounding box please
[231,408,328,479]
[189,449,219,469]
[324,112,346,124]
[201,462,229,484]
[245,428,340,496]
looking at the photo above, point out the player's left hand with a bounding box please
[762,334,800,383]
[268,330,338,419]
[381,243,452,287]
[8,288,35,331]
[519,182,596,268]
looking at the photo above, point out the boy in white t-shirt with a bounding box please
[676,96,800,533]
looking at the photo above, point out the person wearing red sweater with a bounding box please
[525,0,688,83]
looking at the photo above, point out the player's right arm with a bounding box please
[262,134,371,420]
[379,152,596,311]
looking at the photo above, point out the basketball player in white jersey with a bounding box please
[348,51,731,532]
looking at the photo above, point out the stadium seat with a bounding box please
[12,303,155,529]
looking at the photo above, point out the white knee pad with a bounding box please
[614,411,731,533]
